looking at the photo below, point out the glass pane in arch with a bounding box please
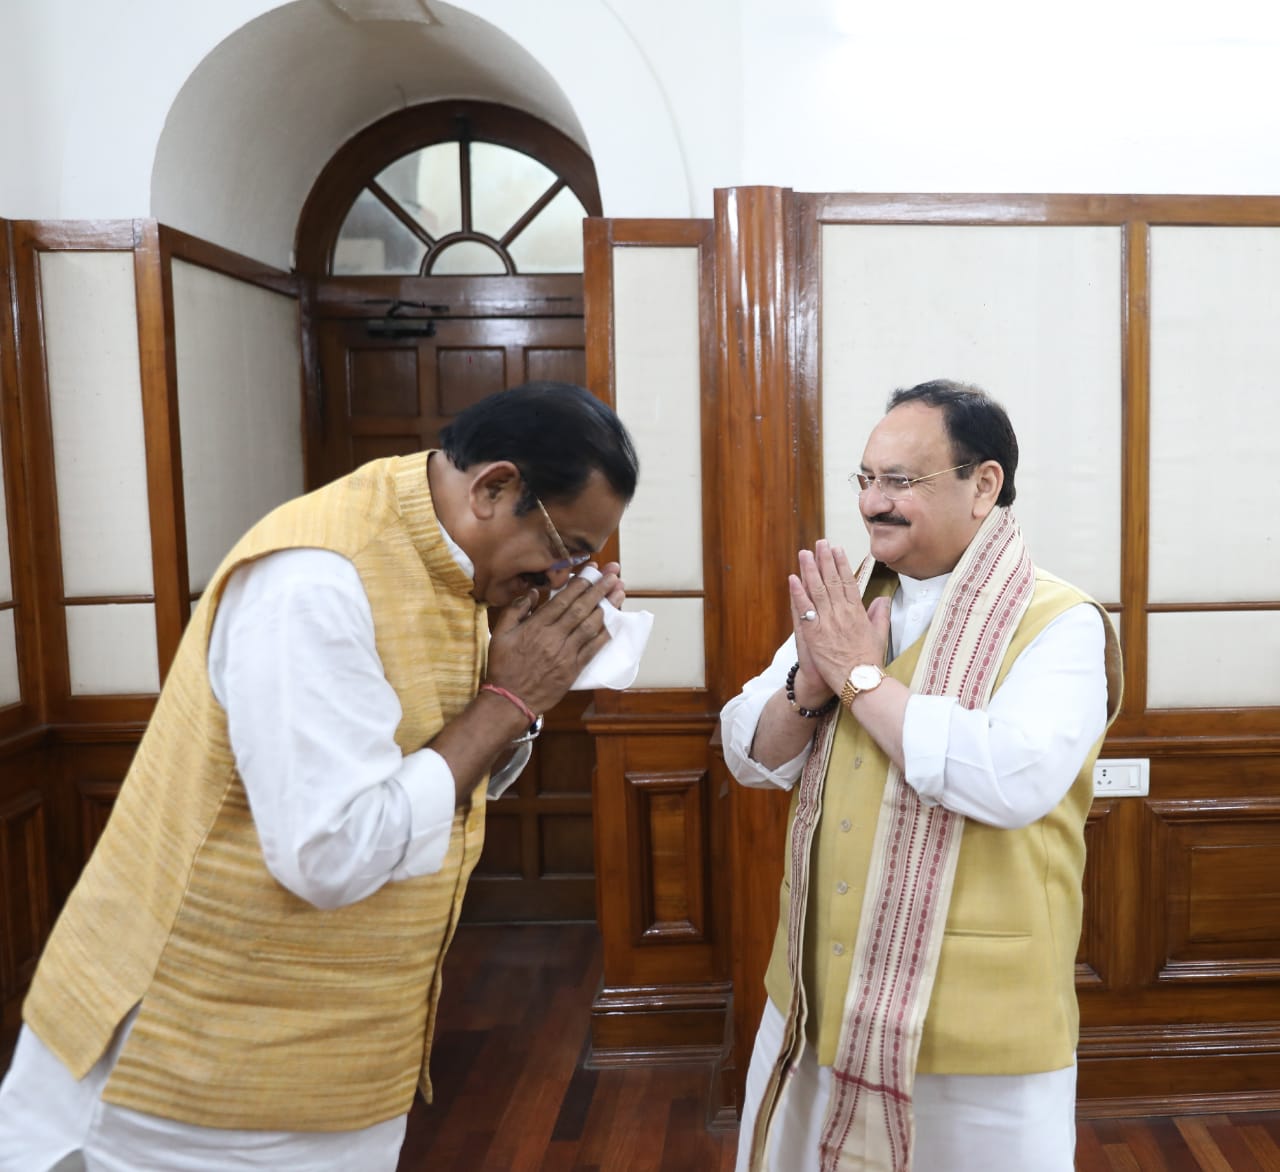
[430,239,508,276]
[470,143,559,240]
[375,143,462,239]
[334,189,427,275]
[507,187,588,274]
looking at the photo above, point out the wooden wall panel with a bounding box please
[0,222,294,1049]
[0,222,43,741]
[10,221,167,724]
[1149,798,1280,984]
[583,217,728,1068]
[627,767,708,943]
[464,698,598,924]
[1077,802,1119,990]
[0,782,50,1004]
[584,193,1280,1119]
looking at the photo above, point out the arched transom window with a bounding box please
[296,101,602,278]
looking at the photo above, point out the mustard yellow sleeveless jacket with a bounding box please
[23,452,489,1130]
[764,571,1121,1074]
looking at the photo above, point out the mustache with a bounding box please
[521,572,551,588]
[867,511,909,526]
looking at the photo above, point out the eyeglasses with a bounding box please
[533,496,593,573]
[849,462,974,502]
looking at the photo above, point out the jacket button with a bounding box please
[833,942,845,956]
[839,818,852,832]
[836,881,849,894]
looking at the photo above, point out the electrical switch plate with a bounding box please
[1093,757,1149,797]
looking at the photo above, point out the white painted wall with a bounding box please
[171,262,305,593]
[7,0,1280,248]
[4,0,1279,708]
[739,0,1280,196]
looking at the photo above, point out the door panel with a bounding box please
[313,282,594,923]
[318,315,587,484]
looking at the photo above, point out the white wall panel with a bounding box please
[40,251,155,597]
[626,597,704,689]
[820,224,1123,603]
[1149,227,1280,603]
[172,261,304,591]
[0,610,18,706]
[66,603,160,695]
[1149,611,1280,709]
[613,246,703,592]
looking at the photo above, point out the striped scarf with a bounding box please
[751,506,1035,1171]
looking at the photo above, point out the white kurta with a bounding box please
[723,571,1110,1172]
[0,540,526,1172]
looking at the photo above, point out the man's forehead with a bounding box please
[862,402,948,465]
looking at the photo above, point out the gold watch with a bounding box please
[840,663,886,707]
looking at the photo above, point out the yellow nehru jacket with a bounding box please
[764,571,1119,1075]
[23,452,488,1131]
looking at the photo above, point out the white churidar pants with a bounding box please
[735,1000,1076,1172]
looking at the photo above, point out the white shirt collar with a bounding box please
[898,569,951,605]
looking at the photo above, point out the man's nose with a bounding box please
[860,481,891,513]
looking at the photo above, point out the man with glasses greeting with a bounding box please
[723,380,1122,1172]
[0,381,637,1172]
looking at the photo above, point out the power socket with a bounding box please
[1093,757,1149,797]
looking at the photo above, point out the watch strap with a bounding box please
[840,664,886,707]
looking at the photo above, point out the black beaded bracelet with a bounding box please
[785,662,838,719]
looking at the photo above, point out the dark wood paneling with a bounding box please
[136,221,187,676]
[1120,220,1150,720]
[0,726,135,1040]
[801,192,1280,226]
[0,782,50,1003]
[1149,798,1280,983]
[464,699,597,924]
[712,187,804,1112]
[626,768,708,943]
[592,723,718,989]
[10,221,76,722]
[1077,800,1118,989]
[0,221,44,739]
[313,303,586,489]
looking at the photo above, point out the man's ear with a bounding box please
[971,459,1004,520]
[468,461,521,519]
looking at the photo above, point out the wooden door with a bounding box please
[310,274,598,923]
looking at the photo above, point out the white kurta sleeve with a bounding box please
[901,603,1109,828]
[208,548,484,910]
[720,635,814,790]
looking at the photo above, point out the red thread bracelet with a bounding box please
[480,682,537,726]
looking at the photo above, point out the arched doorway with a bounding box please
[296,99,604,922]
[295,100,600,489]
[143,0,693,926]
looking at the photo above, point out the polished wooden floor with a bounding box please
[396,923,736,1171]
[5,923,1280,1169]
[403,923,1280,1172]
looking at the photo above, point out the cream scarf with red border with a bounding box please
[749,506,1036,1172]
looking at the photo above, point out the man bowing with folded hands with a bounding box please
[0,381,638,1172]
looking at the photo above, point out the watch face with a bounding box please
[849,664,883,690]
